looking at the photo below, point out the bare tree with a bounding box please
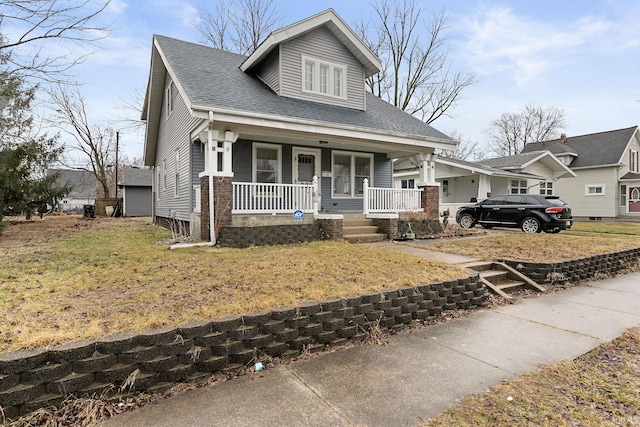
[48,83,115,198]
[354,0,475,124]
[437,129,485,161]
[485,104,566,156]
[0,0,110,82]
[193,0,283,55]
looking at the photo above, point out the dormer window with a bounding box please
[302,55,346,99]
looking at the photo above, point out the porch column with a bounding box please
[477,175,491,201]
[416,153,440,220]
[201,129,238,242]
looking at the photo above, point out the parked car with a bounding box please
[456,194,573,233]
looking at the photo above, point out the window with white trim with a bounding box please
[586,184,605,195]
[620,184,627,206]
[401,179,415,189]
[510,179,527,194]
[252,143,281,183]
[162,159,167,191]
[539,181,553,195]
[332,151,373,197]
[630,150,638,172]
[174,149,180,197]
[165,80,175,118]
[302,55,346,99]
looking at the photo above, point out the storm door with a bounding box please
[292,147,321,184]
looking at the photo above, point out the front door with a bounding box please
[292,147,321,184]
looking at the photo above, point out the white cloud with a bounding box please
[460,5,613,87]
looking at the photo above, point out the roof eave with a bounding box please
[191,104,455,151]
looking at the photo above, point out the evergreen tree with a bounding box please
[0,72,69,223]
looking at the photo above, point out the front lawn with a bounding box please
[0,216,467,353]
[429,222,640,262]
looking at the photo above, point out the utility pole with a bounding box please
[115,131,119,198]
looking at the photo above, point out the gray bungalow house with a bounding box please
[522,126,640,219]
[142,9,455,244]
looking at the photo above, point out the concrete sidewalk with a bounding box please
[103,272,640,427]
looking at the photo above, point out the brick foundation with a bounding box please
[419,185,440,220]
[317,218,343,240]
[373,218,398,239]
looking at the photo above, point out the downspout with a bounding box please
[208,111,216,244]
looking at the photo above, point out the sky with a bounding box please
[25,0,640,161]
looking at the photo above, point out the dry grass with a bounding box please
[428,222,640,262]
[0,215,467,353]
[424,327,640,426]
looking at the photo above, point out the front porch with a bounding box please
[194,177,440,246]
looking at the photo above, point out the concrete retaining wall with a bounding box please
[0,275,486,420]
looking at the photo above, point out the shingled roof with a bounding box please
[521,126,639,168]
[152,35,451,142]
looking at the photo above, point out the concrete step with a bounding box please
[479,270,510,283]
[344,225,379,235]
[343,219,375,227]
[344,233,386,243]
[496,281,528,293]
[459,261,496,271]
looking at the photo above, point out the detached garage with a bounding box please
[119,167,153,217]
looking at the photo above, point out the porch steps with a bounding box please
[342,216,386,243]
[457,260,545,300]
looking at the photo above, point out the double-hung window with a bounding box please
[174,149,180,197]
[332,151,373,197]
[162,159,167,191]
[510,180,527,194]
[302,55,346,99]
[253,143,281,184]
[539,181,553,195]
[165,81,175,118]
[630,150,638,172]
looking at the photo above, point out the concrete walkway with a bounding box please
[103,271,640,427]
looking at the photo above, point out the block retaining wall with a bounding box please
[0,275,486,420]
[219,224,324,247]
[499,247,640,285]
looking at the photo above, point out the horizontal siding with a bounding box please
[191,141,205,211]
[554,167,618,217]
[254,48,280,94]
[154,71,200,222]
[232,141,390,212]
[280,25,365,110]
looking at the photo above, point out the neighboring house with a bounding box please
[522,126,640,219]
[142,9,456,243]
[118,167,153,217]
[49,169,98,212]
[393,150,575,215]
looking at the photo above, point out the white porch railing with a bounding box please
[232,176,319,214]
[363,178,423,214]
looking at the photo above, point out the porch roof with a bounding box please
[478,150,576,178]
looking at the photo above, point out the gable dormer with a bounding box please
[240,9,380,111]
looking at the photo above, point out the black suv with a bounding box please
[456,194,572,233]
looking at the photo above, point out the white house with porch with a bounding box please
[393,151,576,217]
